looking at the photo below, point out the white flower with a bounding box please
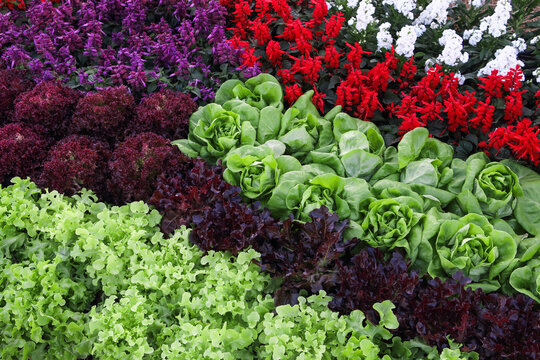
[395,25,417,58]
[467,29,483,46]
[347,0,359,7]
[478,45,525,78]
[437,29,467,66]
[354,0,376,32]
[425,58,436,72]
[471,0,484,7]
[414,0,452,27]
[478,0,512,38]
[376,22,393,51]
[455,72,466,85]
[414,24,426,37]
[512,38,527,52]
[531,36,540,45]
[382,0,416,19]
[533,68,540,83]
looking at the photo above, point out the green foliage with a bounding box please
[0,178,476,359]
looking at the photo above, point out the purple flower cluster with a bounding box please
[0,0,243,101]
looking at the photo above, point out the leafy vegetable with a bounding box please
[215,73,284,111]
[427,213,518,292]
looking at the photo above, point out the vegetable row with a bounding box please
[176,73,540,302]
[0,178,476,360]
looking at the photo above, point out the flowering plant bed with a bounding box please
[0,0,539,359]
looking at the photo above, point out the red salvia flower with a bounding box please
[535,90,540,110]
[502,66,523,92]
[277,68,295,84]
[368,62,392,93]
[285,84,303,104]
[312,88,326,113]
[255,0,272,21]
[400,58,417,79]
[250,19,272,46]
[324,13,345,40]
[488,127,510,150]
[357,87,381,120]
[504,90,526,123]
[398,113,426,135]
[323,45,341,69]
[290,55,322,84]
[241,46,261,67]
[232,0,252,38]
[417,101,443,123]
[479,70,504,98]
[345,43,370,72]
[307,0,328,28]
[383,47,399,70]
[444,95,470,133]
[272,0,292,22]
[267,40,285,67]
[509,118,540,165]
[470,97,495,134]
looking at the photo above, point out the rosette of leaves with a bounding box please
[446,152,524,219]
[501,160,540,236]
[267,171,372,232]
[371,128,456,206]
[215,73,284,111]
[256,91,334,161]
[506,235,540,302]
[223,141,302,202]
[428,213,518,292]
[307,128,385,181]
[173,103,257,163]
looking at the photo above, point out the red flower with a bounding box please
[479,70,504,98]
[368,62,391,93]
[323,45,341,69]
[312,88,326,113]
[266,40,285,67]
[444,95,469,133]
[470,97,495,134]
[535,90,540,110]
[502,66,523,92]
[356,87,381,120]
[417,101,442,123]
[285,84,303,104]
[307,0,328,28]
[398,113,426,135]
[290,55,322,84]
[255,0,272,20]
[508,118,540,165]
[241,46,261,67]
[400,58,417,79]
[345,43,370,72]
[232,0,252,38]
[250,19,272,46]
[271,0,292,22]
[277,68,295,84]
[504,90,526,123]
[324,12,345,39]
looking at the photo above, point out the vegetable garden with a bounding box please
[0,0,539,359]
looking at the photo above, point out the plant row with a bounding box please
[175,73,540,302]
[0,178,479,360]
[2,67,539,358]
[220,0,540,168]
[0,0,243,100]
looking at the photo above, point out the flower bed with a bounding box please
[0,0,539,359]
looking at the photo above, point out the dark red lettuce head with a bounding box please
[0,122,49,184]
[39,135,111,197]
[0,69,34,124]
[13,81,81,138]
[107,132,182,203]
[72,86,135,143]
[134,89,197,139]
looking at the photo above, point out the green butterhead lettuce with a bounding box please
[173,103,257,163]
[428,213,518,292]
[446,153,523,218]
[267,172,372,226]
[215,74,284,111]
[223,142,302,202]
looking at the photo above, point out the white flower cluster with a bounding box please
[531,35,540,45]
[414,0,452,28]
[512,38,527,52]
[533,68,540,83]
[478,0,512,38]
[382,0,416,20]
[395,25,418,58]
[350,0,376,32]
[437,29,469,66]
[471,0,485,8]
[478,46,525,78]
[463,29,483,46]
[376,22,393,50]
